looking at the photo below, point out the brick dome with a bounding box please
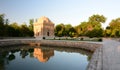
[37,16,53,24]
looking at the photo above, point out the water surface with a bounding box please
[0,45,92,70]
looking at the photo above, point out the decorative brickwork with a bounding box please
[33,16,54,39]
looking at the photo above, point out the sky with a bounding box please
[0,0,120,28]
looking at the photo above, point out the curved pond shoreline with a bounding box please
[0,45,90,70]
[0,39,102,52]
[0,38,105,70]
[2,38,120,70]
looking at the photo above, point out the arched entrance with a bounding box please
[47,31,49,36]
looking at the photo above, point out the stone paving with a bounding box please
[87,39,120,70]
[102,39,120,70]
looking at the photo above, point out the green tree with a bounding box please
[29,19,34,31]
[20,23,31,37]
[0,14,4,26]
[28,19,34,36]
[75,22,88,36]
[5,19,9,25]
[86,14,106,37]
[104,26,111,37]
[88,14,106,29]
[3,19,9,36]
[69,27,76,37]
[86,28,103,38]
[55,23,76,37]
[109,18,120,37]
[55,23,65,37]
[64,24,72,36]
[9,22,21,36]
[89,14,106,23]
[0,14,5,36]
[75,14,106,37]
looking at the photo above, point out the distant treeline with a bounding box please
[0,14,120,37]
[0,14,34,37]
[55,14,120,38]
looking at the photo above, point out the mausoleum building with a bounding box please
[33,16,54,39]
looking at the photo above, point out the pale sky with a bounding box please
[0,0,120,28]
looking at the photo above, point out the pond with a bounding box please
[0,45,92,70]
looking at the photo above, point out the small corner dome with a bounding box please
[37,16,52,23]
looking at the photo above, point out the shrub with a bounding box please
[80,37,84,40]
[59,38,61,40]
[66,37,68,40]
[98,38,102,42]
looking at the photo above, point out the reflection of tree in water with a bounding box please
[20,48,34,58]
[20,50,28,58]
[0,51,9,70]
[28,49,34,58]
[34,48,54,63]
[0,46,35,70]
[0,51,14,70]
[8,54,15,61]
[87,55,92,61]
[0,55,5,70]
[7,50,17,61]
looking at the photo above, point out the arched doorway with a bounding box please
[47,32,49,36]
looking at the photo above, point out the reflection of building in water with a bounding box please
[34,48,54,62]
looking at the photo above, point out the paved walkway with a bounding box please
[103,39,120,70]
[87,39,120,70]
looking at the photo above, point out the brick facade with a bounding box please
[33,16,54,39]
